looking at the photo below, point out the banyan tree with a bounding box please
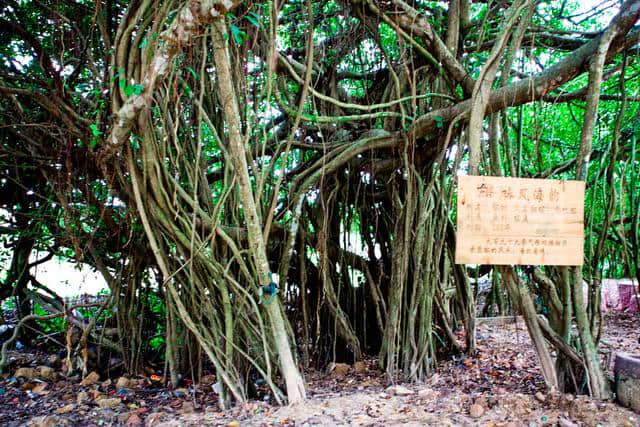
[1,0,640,406]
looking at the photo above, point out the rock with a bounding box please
[55,404,75,414]
[558,418,578,427]
[474,396,488,407]
[80,371,100,386]
[418,388,438,399]
[469,403,485,418]
[116,413,131,424]
[97,397,122,408]
[144,412,165,426]
[37,366,57,381]
[15,367,36,380]
[125,414,143,426]
[129,378,143,387]
[534,391,546,402]
[32,383,48,395]
[28,415,71,427]
[22,382,36,390]
[615,353,640,413]
[90,389,103,399]
[386,385,414,396]
[328,363,350,379]
[180,401,195,414]
[116,376,131,389]
[353,361,367,373]
[77,391,89,404]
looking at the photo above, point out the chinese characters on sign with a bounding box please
[455,176,584,266]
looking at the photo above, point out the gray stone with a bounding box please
[615,353,640,412]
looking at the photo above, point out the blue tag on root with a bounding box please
[259,282,279,304]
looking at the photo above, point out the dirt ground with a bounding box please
[1,313,638,426]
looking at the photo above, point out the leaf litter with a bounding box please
[0,314,638,426]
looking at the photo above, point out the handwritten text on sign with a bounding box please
[455,176,584,266]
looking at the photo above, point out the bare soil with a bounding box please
[1,313,638,426]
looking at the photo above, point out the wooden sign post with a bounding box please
[455,176,584,266]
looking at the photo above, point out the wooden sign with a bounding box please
[455,176,584,266]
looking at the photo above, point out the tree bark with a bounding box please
[500,267,559,389]
[211,20,306,403]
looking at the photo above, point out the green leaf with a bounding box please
[90,124,101,136]
[112,69,124,83]
[183,83,193,98]
[246,12,260,27]
[186,66,198,80]
[434,115,443,129]
[130,134,141,150]
[124,83,144,97]
[230,24,248,46]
